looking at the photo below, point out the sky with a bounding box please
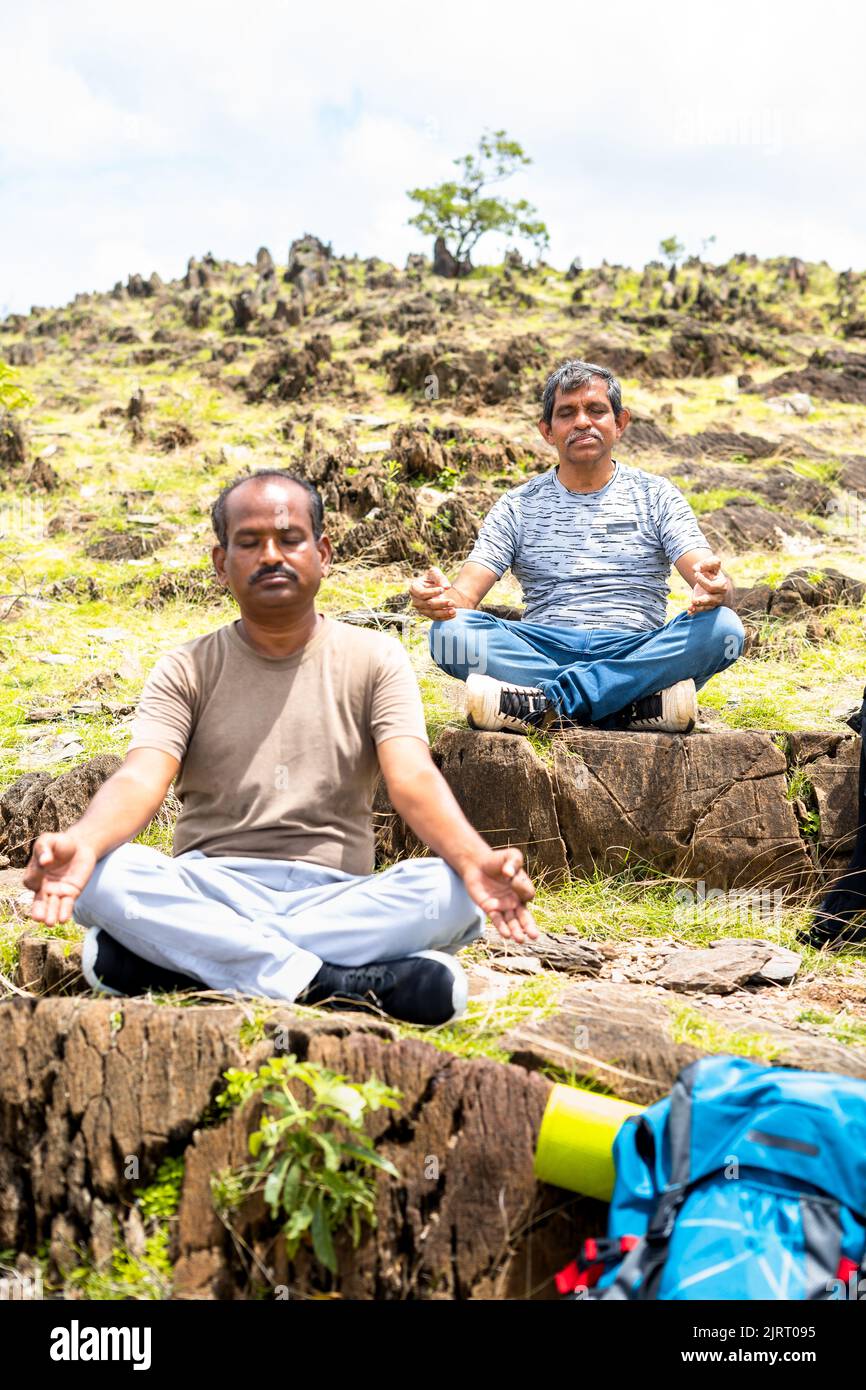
[2,0,865,314]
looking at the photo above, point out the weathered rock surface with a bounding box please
[700,498,820,553]
[651,938,802,994]
[787,731,862,865]
[552,729,812,889]
[0,755,121,866]
[502,980,866,1105]
[375,728,568,884]
[0,998,589,1300]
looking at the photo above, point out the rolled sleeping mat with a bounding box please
[534,1084,644,1201]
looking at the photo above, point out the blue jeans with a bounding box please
[429,606,745,723]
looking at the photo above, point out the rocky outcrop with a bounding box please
[552,729,813,890]
[503,979,866,1105]
[700,498,820,553]
[735,567,866,620]
[377,726,835,890]
[375,728,569,885]
[0,997,587,1300]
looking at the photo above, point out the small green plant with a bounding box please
[659,234,686,278]
[238,1004,275,1049]
[786,763,815,803]
[212,1054,402,1274]
[382,457,401,500]
[64,1154,185,1299]
[65,1229,172,1301]
[134,1156,185,1222]
[435,465,460,491]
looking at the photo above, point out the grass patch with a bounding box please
[796,1007,866,1049]
[667,1002,785,1062]
[397,974,565,1061]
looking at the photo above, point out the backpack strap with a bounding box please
[635,1061,696,1299]
[801,1199,844,1299]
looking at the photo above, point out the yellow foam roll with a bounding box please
[534,1084,644,1201]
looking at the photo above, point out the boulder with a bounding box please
[284,234,331,296]
[432,237,471,280]
[734,568,866,620]
[389,424,446,479]
[0,410,28,466]
[651,938,802,994]
[552,729,812,890]
[838,455,866,496]
[0,755,121,866]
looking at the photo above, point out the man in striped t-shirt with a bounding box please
[410,359,744,735]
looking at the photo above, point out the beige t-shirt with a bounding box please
[128,616,428,874]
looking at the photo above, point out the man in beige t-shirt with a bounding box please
[24,471,537,1025]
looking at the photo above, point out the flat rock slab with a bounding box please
[651,938,802,994]
[485,929,605,977]
[501,979,866,1105]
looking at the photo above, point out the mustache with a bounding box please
[250,565,299,585]
[566,429,602,445]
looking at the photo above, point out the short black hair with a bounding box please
[211,470,324,547]
[541,359,623,426]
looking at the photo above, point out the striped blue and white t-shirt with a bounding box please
[467,462,710,631]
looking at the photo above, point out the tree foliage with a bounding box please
[0,360,31,413]
[408,129,549,269]
[659,235,686,274]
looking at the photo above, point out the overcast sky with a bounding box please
[2,0,864,314]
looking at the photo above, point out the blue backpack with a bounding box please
[557,1055,866,1300]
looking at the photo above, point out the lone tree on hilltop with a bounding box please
[407,130,549,281]
[659,235,686,283]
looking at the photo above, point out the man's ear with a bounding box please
[614,408,631,439]
[318,534,334,576]
[212,543,229,586]
[538,417,555,447]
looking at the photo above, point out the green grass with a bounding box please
[396,974,565,1061]
[667,1002,786,1062]
[796,1007,866,1049]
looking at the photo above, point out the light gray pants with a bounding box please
[73,843,485,1002]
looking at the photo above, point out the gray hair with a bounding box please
[541,359,623,425]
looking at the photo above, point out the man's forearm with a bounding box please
[444,585,476,609]
[388,766,489,874]
[70,771,167,860]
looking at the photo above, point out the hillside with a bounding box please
[2,238,866,1297]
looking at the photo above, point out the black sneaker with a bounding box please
[464,673,550,734]
[82,927,205,997]
[622,679,698,733]
[299,950,468,1025]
